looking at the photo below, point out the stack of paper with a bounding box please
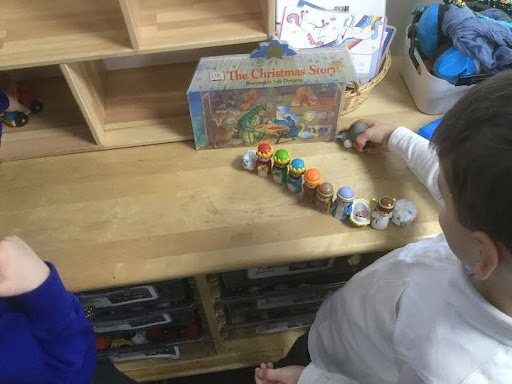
[277,0,395,82]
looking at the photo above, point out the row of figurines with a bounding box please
[242,143,418,229]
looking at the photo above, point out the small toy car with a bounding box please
[1,111,29,128]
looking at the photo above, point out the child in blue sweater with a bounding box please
[0,235,96,383]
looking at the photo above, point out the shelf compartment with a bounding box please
[62,59,196,150]
[104,61,196,147]
[0,67,98,161]
[120,0,271,52]
[0,0,132,71]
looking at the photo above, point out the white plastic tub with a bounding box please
[401,25,475,115]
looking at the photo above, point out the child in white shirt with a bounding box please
[255,71,512,383]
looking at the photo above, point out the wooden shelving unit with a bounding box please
[0,70,97,161]
[62,60,196,150]
[120,0,270,52]
[0,3,278,374]
[0,0,275,160]
[0,0,132,70]
[116,274,307,382]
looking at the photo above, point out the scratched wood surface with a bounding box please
[0,0,131,70]
[0,0,273,70]
[0,61,442,292]
[133,0,269,50]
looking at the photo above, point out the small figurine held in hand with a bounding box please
[332,186,355,221]
[287,158,306,193]
[254,143,274,178]
[302,169,322,203]
[371,196,396,230]
[272,149,291,185]
[337,121,369,149]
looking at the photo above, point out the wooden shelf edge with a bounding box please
[0,33,267,72]
[103,117,194,149]
[60,63,107,146]
[0,117,194,161]
[118,0,141,50]
[137,32,268,54]
[117,330,305,382]
[0,130,99,161]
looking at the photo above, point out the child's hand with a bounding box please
[4,91,30,113]
[0,236,50,297]
[255,362,275,384]
[0,73,30,113]
[353,119,398,154]
[255,363,305,384]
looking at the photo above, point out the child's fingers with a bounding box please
[354,129,374,152]
[255,367,265,384]
[264,368,286,383]
[267,362,274,369]
[356,117,377,127]
[260,363,268,370]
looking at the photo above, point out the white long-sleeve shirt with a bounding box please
[299,127,512,384]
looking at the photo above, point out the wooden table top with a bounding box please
[0,59,442,292]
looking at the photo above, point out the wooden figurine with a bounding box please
[303,169,322,203]
[272,149,291,185]
[332,186,355,221]
[287,158,306,193]
[315,182,334,214]
[254,143,273,178]
[371,196,396,230]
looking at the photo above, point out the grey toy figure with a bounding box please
[337,121,369,149]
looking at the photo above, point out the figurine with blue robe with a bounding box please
[332,186,355,221]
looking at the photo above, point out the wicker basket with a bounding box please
[342,51,392,115]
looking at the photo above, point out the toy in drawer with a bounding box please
[77,279,186,309]
[96,315,202,362]
[220,279,345,322]
[221,254,370,296]
[227,312,316,338]
[89,303,196,334]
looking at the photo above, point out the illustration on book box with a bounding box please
[187,39,357,150]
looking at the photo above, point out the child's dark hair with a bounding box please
[432,71,512,253]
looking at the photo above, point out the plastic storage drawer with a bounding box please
[77,279,186,309]
[96,315,202,361]
[90,303,196,334]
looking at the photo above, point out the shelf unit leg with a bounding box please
[60,62,107,146]
[194,275,226,354]
[261,0,277,37]
[0,19,6,49]
[118,0,141,50]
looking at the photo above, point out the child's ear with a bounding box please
[473,232,499,280]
